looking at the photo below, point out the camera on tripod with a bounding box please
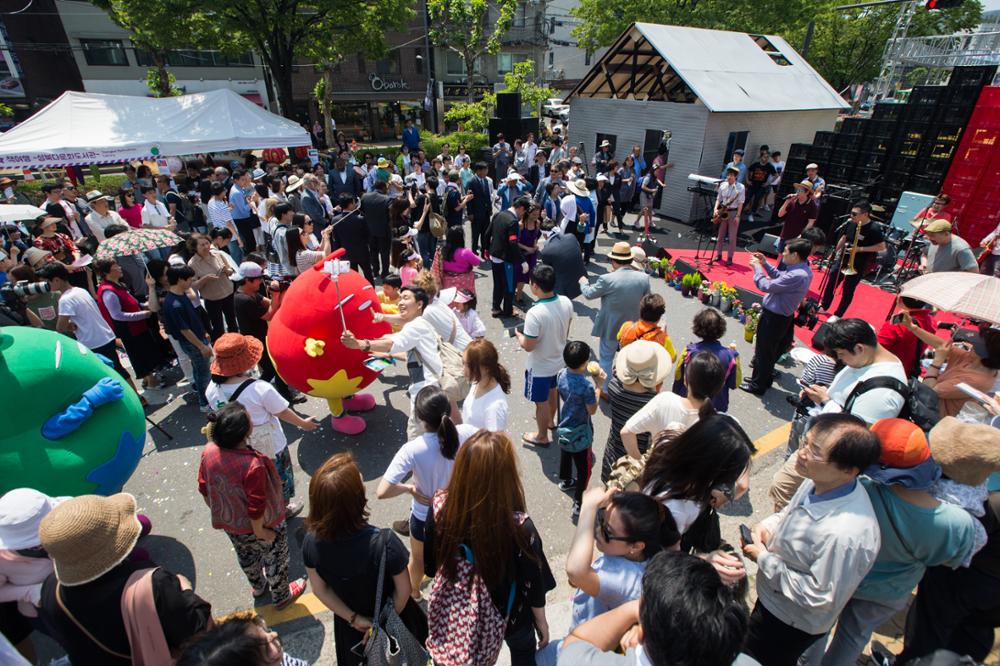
[794,297,820,330]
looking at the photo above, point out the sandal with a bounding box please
[521,433,551,448]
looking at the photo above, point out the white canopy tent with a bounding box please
[0,89,310,170]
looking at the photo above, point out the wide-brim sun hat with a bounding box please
[39,493,142,586]
[631,246,648,271]
[615,340,672,389]
[928,416,1000,486]
[0,488,68,550]
[211,332,263,376]
[566,178,589,197]
[608,241,633,263]
[285,175,303,192]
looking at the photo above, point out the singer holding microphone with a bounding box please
[776,180,819,253]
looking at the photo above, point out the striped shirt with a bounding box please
[601,376,657,484]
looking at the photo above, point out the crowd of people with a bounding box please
[1,125,1000,666]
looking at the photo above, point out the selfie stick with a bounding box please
[324,248,349,332]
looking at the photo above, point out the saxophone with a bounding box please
[841,219,862,276]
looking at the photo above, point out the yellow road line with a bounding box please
[253,422,793,627]
[253,592,329,627]
[752,422,791,459]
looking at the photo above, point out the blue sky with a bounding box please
[985,0,1000,11]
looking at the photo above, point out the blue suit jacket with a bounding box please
[580,268,651,340]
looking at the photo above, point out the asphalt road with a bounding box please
[33,214,808,664]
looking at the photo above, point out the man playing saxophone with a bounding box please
[821,200,886,320]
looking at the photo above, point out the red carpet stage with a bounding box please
[666,248,896,349]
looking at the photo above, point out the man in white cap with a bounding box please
[562,178,598,262]
[498,171,529,210]
[233,261,301,402]
[84,191,125,242]
[593,139,613,174]
[805,163,825,201]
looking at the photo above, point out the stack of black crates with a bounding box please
[778,65,995,215]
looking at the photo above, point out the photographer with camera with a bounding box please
[36,262,140,396]
[739,238,813,396]
[232,261,302,404]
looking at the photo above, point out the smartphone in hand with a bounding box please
[739,524,753,545]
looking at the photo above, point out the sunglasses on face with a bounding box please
[595,508,632,543]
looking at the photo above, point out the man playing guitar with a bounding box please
[712,166,745,266]
[821,200,886,320]
[980,220,1000,277]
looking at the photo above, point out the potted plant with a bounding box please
[710,281,725,307]
[680,272,694,297]
[672,270,684,289]
[743,303,762,342]
[720,285,737,313]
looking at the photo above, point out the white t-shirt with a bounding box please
[384,423,479,520]
[523,295,574,377]
[571,555,647,629]
[205,379,290,457]
[57,286,115,349]
[85,210,124,242]
[622,392,700,437]
[821,361,907,424]
[390,317,443,397]
[141,199,170,227]
[461,383,509,432]
[423,300,471,351]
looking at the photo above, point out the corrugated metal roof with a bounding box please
[568,23,849,113]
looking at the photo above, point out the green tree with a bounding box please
[200,0,414,119]
[444,59,555,131]
[427,0,519,102]
[570,0,982,92]
[92,0,204,97]
[306,0,410,145]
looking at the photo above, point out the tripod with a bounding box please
[691,190,718,270]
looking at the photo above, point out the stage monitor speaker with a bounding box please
[754,233,782,257]
[496,92,521,119]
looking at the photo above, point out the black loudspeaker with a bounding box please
[496,92,521,119]
[755,233,782,257]
[520,117,539,140]
[488,117,523,146]
[817,195,851,240]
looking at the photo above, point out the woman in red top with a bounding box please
[197,402,307,609]
[32,217,76,263]
[117,189,143,229]
[94,258,166,389]
[877,296,937,378]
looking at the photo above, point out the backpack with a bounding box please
[426,491,526,666]
[842,375,940,431]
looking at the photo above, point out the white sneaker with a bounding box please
[747,213,755,223]
[826,315,840,323]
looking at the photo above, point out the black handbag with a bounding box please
[363,529,429,666]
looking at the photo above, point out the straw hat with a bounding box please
[85,190,112,203]
[615,340,672,389]
[600,139,611,148]
[0,488,67,550]
[566,178,589,197]
[630,246,648,271]
[928,416,1000,486]
[285,175,303,192]
[39,493,142,586]
[806,163,819,170]
[793,180,814,192]
[211,332,263,376]
[377,157,390,169]
[608,241,633,263]
[22,247,52,270]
